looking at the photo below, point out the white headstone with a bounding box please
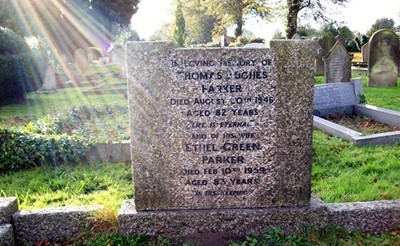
[42,62,57,91]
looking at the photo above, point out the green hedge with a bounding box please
[0,128,88,173]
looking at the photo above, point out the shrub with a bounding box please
[346,38,360,52]
[248,37,264,43]
[21,104,130,144]
[0,27,40,105]
[0,128,88,173]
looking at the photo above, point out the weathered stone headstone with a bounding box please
[99,56,110,65]
[243,43,265,48]
[110,46,127,79]
[74,48,88,70]
[361,42,369,63]
[87,47,103,61]
[292,34,301,39]
[41,62,57,91]
[335,35,346,45]
[126,40,315,211]
[315,32,337,76]
[368,29,399,87]
[110,46,122,64]
[323,41,353,83]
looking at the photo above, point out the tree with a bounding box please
[285,0,349,39]
[182,0,218,44]
[338,26,354,42]
[320,22,340,36]
[173,0,187,47]
[0,27,39,105]
[90,0,140,43]
[201,0,270,38]
[0,0,140,57]
[0,0,28,36]
[319,22,354,42]
[297,24,318,37]
[149,23,173,41]
[367,18,395,37]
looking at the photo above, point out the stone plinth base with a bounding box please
[0,224,15,246]
[329,200,400,233]
[0,197,18,224]
[13,205,103,245]
[118,199,400,246]
[118,197,329,245]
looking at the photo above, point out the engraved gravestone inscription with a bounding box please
[127,40,316,211]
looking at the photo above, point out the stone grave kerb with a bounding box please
[126,40,316,211]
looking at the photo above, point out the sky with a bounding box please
[131,0,400,40]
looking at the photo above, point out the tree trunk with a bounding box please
[286,5,299,39]
[234,16,243,38]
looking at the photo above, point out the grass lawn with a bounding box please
[0,162,132,212]
[0,87,127,118]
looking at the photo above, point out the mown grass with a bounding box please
[359,75,400,110]
[0,87,127,118]
[312,130,400,202]
[0,162,132,212]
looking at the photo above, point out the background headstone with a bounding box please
[41,62,57,91]
[243,43,265,48]
[292,34,301,39]
[315,32,336,76]
[323,41,353,83]
[368,29,399,87]
[99,56,110,65]
[335,35,346,45]
[127,40,316,211]
[361,42,369,63]
[74,48,88,70]
[110,46,127,79]
[314,79,364,116]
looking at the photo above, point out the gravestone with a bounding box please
[292,34,301,39]
[110,46,123,64]
[368,29,399,87]
[243,43,265,48]
[74,48,88,70]
[87,47,103,61]
[120,40,400,243]
[41,62,57,91]
[335,35,345,45]
[110,46,127,79]
[314,78,364,116]
[361,42,369,63]
[126,40,315,211]
[315,32,336,76]
[99,56,110,65]
[323,41,353,83]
